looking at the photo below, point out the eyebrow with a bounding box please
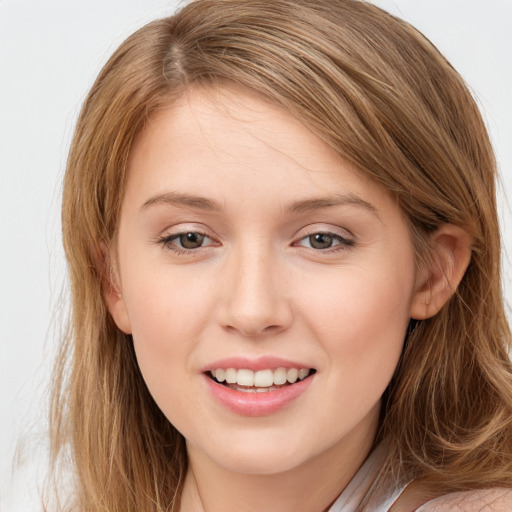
[285,194,379,216]
[141,191,379,217]
[142,191,219,211]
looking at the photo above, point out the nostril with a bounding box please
[223,322,285,337]
[262,324,281,333]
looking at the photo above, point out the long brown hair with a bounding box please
[51,0,512,509]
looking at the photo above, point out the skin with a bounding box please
[105,85,471,512]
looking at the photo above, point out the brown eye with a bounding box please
[178,232,206,249]
[160,231,214,252]
[295,231,354,251]
[308,233,334,249]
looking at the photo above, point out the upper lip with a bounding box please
[202,356,314,372]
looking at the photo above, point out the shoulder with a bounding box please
[416,488,512,512]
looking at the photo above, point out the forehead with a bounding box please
[135,86,341,169]
[127,85,387,204]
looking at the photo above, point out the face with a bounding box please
[109,86,422,476]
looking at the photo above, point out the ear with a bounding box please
[410,224,473,320]
[98,243,132,334]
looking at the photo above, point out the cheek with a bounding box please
[123,264,215,346]
[305,263,412,332]
[300,263,413,388]
[120,268,215,406]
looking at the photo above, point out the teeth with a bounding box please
[273,367,287,385]
[287,368,299,383]
[237,369,254,386]
[225,368,237,384]
[238,386,280,393]
[254,369,274,387]
[298,368,309,380]
[209,367,312,387]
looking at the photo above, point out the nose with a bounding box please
[217,244,293,337]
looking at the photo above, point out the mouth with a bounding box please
[207,367,317,393]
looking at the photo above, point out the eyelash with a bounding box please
[294,231,355,253]
[156,230,355,256]
[157,231,217,255]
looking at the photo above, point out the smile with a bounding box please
[208,367,314,392]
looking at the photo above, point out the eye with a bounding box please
[296,231,354,251]
[175,232,207,249]
[159,231,217,252]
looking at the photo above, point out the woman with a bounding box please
[50,0,512,510]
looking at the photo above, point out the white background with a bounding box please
[1,1,511,510]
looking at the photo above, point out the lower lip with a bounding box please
[204,374,314,417]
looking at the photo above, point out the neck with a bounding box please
[179,422,377,512]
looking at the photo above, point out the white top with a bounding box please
[328,444,512,512]
[328,444,409,512]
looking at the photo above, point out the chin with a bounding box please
[215,450,308,476]
[192,429,314,476]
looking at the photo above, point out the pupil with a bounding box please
[310,233,333,249]
[180,232,205,249]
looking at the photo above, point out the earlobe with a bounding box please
[98,243,133,334]
[410,224,473,320]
